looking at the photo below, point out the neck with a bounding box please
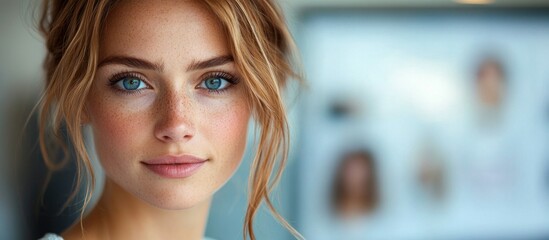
[64,179,210,240]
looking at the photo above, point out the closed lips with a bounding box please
[141,155,208,165]
[141,155,208,178]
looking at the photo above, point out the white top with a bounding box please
[40,233,215,240]
[39,234,63,240]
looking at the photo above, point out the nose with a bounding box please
[154,90,195,143]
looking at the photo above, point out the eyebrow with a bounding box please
[97,55,234,72]
[186,55,233,71]
[98,55,164,71]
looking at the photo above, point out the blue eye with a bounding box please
[201,77,230,91]
[115,77,148,91]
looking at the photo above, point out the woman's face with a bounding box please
[86,0,251,209]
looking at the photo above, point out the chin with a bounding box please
[135,184,213,210]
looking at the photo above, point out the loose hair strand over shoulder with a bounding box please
[203,0,303,239]
[37,0,115,227]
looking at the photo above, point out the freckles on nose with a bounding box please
[157,90,193,117]
[153,91,197,142]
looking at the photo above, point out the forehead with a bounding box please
[100,0,228,63]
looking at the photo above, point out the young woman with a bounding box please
[37,0,301,239]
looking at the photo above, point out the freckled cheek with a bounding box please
[87,96,153,162]
[200,99,250,164]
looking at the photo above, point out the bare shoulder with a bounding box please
[61,226,103,240]
[60,214,103,240]
[60,225,84,240]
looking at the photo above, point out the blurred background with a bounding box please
[1,0,549,239]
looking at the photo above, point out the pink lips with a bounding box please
[141,155,207,178]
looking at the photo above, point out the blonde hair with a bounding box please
[37,0,302,239]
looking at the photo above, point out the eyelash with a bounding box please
[107,71,149,95]
[199,71,240,94]
[106,71,240,95]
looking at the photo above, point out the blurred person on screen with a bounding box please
[475,56,507,125]
[331,150,379,220]
[466,55,516,197]
[456,54,524,227]
[324,149,386,240]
